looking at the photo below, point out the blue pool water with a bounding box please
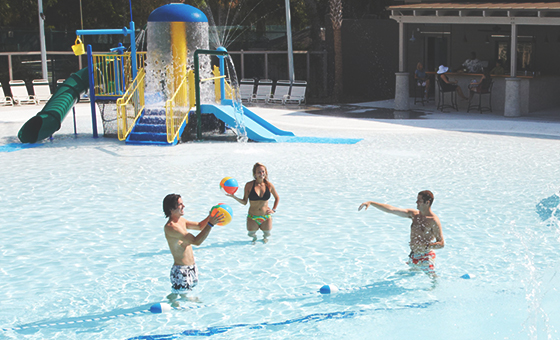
[1,107,560,339]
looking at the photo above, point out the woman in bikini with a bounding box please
[227,162,279,244]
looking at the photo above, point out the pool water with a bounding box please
[1,107,560,339]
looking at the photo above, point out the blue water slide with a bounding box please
[201,101,294,142]
[222,99,294,137]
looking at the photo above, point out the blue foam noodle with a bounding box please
[0,143,43,152]
[126,303,434,339]
[276,136,362,144]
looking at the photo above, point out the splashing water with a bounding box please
[508,219,556,339]
[135,27,147,52]
[195,0,281,49]
[144,21,212,108]
[224,54,247,142]
[137,5,254,142]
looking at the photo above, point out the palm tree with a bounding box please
[330,0,342,101]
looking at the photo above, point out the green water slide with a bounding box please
[18,67,89,143]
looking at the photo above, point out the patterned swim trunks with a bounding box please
[170,264,198,294]
[407,251,436,275]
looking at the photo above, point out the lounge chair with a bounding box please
[0,82,14,106]
[267,80,291,104]
[283,80,307,105]
[9,80,36,105]
[250,79,273,103]
[32,79,52,104]
[79,89,90,102]
[238,79,254,103]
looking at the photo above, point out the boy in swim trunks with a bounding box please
[359,190,444,278]
[163,194,223,306]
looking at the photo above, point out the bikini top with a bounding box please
[248,181,271,201]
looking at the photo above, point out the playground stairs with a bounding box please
[126,108,182,145]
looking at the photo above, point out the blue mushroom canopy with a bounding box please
[148,3,208,23]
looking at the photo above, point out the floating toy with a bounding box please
[536,194,560,221]
[150,302,172,313]
[220,177,238,195]
[210,203,233,226]
[319,284,339,294]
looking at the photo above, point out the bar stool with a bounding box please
[467,81,493,114]
[414,80,426,105]
[436,78,458,111]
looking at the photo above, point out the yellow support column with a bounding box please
[188,70,195,109]
[170,22,187,106]
[213,65,221,103]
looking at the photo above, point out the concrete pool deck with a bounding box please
[2,97,560,144]
[249,97,560,140]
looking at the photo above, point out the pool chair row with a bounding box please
[0,79,54,106]
[239,79,307,105]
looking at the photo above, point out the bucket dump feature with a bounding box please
[125,3,209,145]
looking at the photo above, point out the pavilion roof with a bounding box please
[388,2,560,25]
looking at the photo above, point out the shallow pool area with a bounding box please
[1,103,560,339]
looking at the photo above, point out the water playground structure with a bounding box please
[17,3,296,145]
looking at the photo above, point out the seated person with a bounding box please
[468,68,492,98]
[462,52,482,73]
[490,60,505,75]
[437,65,468,100]
[414,62,430,100]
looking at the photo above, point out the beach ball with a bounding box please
[220,177,238,195]
[210,203,233,226]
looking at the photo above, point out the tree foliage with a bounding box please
[5,0,558,34]
[0,0,393,51]
[1,0,391,31]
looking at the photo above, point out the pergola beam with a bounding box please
[390,2,560,26]
[390,15,560,26]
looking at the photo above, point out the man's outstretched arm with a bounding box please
[358,201,414,219]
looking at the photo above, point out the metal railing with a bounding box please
[116,68,145,141]
[165,70,195,143]
[92,52,146,98]
[0,51,83,81]
[229,49,327,85]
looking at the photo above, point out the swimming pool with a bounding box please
[1,105,560,339]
